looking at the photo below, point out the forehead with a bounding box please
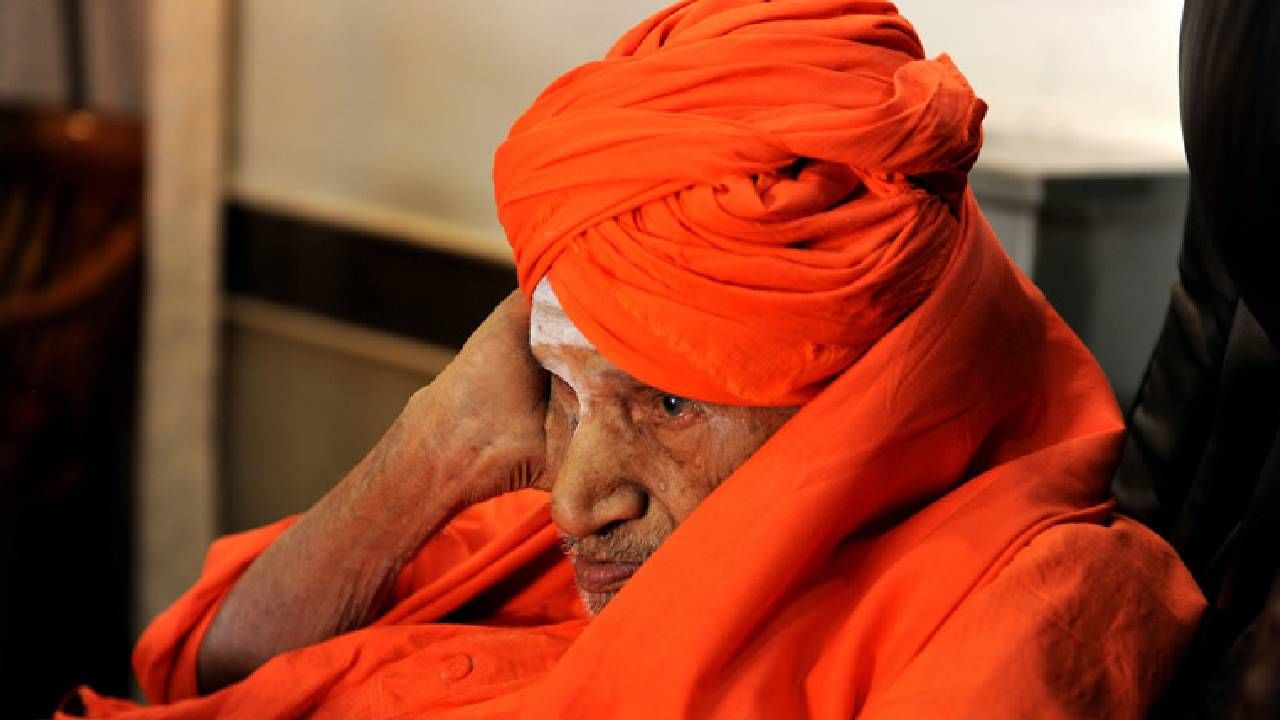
[530,278,593,350]
[530,279,638,386]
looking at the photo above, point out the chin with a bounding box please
[578,587,617,616]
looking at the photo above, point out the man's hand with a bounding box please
[409,291,549,511]
[197,291,549,694]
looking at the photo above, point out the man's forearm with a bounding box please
[194,290,546,695]
[196,391,473,694]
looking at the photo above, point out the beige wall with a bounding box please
[231,0,1185,253]
[902,0,1184,160]
[232,0,660,248]
[222,299,454,531]
[10,0,1182,178]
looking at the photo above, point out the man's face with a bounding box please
[529,284,796,615]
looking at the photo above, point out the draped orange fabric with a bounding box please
[62,1,1204,718]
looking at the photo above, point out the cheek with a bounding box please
[679,410,757,467]
[641,424,721,520]
[708,407,792,470]
[647,408,779,517]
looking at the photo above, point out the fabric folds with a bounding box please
[494,0,986,404]
[60,2,1204,718]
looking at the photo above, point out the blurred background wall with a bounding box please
[231,0,1184,241]
[0,0,145,113]
[1,0,1189,713]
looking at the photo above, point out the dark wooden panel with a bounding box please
[223,203,517,349]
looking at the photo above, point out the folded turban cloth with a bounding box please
[495,0,986,404]
[65,2,1204,718]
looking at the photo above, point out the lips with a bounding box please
[571,556,642,594]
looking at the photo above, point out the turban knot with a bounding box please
[494,0,987,404]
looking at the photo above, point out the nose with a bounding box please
[548,413,648,539]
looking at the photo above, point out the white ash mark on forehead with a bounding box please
[531,277,595,350]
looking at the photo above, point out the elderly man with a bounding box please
[65,1,1203,718]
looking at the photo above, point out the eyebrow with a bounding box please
[533,348,655,391]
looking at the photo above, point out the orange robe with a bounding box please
[63,200,1203,719]
[64,1,1204,717]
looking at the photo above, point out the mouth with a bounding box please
[570,555,643,595]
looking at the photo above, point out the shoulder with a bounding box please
[863,517,1205,719]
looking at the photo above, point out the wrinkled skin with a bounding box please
[197,292,795,692]
[531,336,797,613]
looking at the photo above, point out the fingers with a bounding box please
[406,288,550,507]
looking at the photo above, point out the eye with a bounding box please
[659,394,689,418]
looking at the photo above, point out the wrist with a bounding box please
[387,385,494,512]
[409,383,531,507]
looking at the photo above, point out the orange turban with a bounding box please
[495,0,986,404]
[62,2,1203,718]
